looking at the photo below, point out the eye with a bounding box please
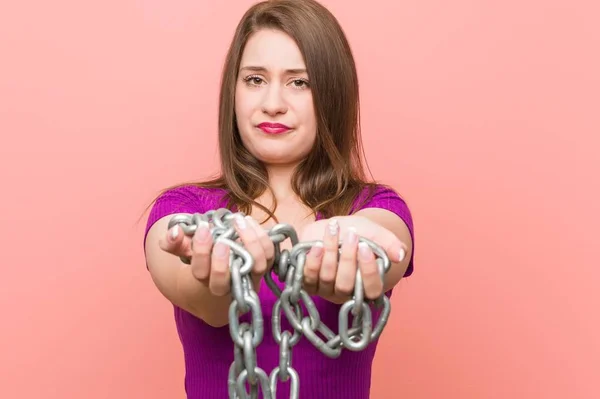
[290,79,309,89]
[244,75,265,86]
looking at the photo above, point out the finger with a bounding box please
[335,227,358,297]
[372,228,409,264]
[209,240,231,296]
[318,218,340,297]
[234,214,267,276]
[303,242,323,295]
[190,221,213,281]
[358,241,383,299]
[159,225,193,259]
[245,216,274,269]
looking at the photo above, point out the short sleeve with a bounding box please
[354,185,415,278]
[143,185,220,250]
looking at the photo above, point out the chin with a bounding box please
[255,152,306,166]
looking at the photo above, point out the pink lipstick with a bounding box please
[257,122,291,134]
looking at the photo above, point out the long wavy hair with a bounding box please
[142,0,383,224]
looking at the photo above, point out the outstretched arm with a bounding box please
[353,208,413,292]
[299,212,413,304]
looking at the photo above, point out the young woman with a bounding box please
[143,0,415,398]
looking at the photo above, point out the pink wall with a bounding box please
[1,0,598,398]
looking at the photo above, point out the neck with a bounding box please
[264,163,297,201]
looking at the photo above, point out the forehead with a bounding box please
[240,29,306,70]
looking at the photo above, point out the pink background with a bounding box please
[1,0,598,398]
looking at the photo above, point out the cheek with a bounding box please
[234,90,255,131]
[234,86,245,118]
[298,98,317,135]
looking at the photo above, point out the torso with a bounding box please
[164,185,389,398]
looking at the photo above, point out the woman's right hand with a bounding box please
[158,213,275,296]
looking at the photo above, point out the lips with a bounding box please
[257,122,292,134]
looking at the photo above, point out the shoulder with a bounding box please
[144,184,228,237]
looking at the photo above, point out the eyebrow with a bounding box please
[239,66,307,74]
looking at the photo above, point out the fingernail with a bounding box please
[358,242,371,260]
[310,241,324,256]
[195,221,210,241]
[346,227,357,244]
[234,214,247,229]
[328,219,338,235]
[170,225,179,240]
[214,242,228,258]
[399,248,406,262]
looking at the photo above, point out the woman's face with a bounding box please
[234,28,317,167]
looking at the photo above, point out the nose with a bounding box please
[261,83,287,116]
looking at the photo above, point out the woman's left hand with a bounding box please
[298,215,407,302]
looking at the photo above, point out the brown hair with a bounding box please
[142,0,382,224]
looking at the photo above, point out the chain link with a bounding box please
[168,209,392,398]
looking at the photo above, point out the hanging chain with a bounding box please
[168,209,392,399]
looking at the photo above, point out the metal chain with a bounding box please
[168,209,392,399]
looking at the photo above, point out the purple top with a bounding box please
[144,184,414,398]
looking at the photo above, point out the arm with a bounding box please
[300,213,412,304]
[299,185,415,304]
[144,215,232,328]
[352,208,413,292]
